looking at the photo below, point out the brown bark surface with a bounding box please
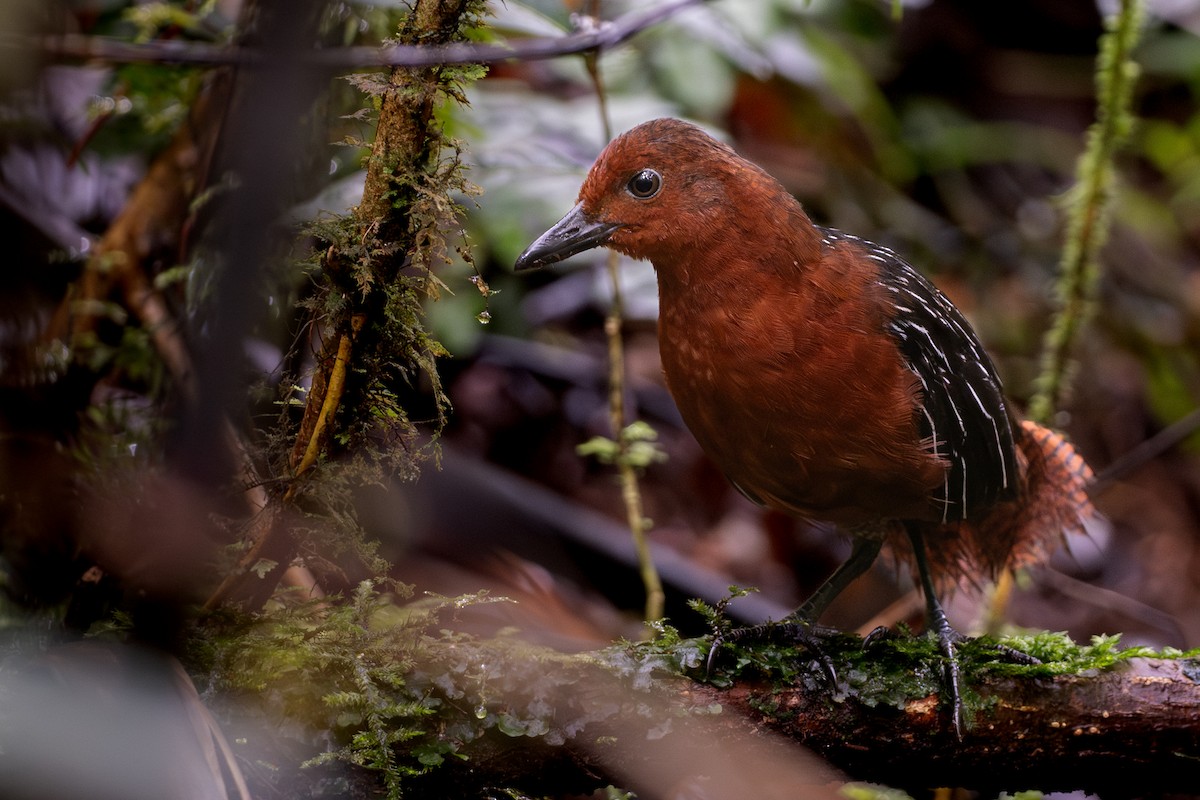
[734,657,1200,794]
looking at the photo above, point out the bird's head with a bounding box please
[515,118,770,272]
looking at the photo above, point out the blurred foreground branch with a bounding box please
[43,70,230,390]
[413,652,1200,798]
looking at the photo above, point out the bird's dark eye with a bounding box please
[626,169,662,199]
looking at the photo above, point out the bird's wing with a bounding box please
[820,228,1020,522]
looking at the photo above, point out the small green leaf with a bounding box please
[576,435,621,464]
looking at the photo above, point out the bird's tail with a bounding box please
[1004,420,1095,569]
[903,420,1095,588]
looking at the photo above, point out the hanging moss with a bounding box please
[198,0,493,605]
[1029,0,1145,421]
[291,1,489,477]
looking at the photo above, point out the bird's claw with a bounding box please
[933,629,965,740]
[947,635,1041,738]
[862,625,894,649]
[704,633,725,677]
[865,624,1041,739]
[928,629,1042,739]
[705,619,840,687]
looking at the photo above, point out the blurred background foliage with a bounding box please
[2,0,1199,646]
[2,0,1200,793]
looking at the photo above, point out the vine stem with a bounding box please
[584,16,664,625]
[1028,0,1144,423]
[605,287,666,625]
[989,0,1143,633]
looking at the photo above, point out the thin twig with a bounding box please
[583,6,664,626]
[20,0,708,68]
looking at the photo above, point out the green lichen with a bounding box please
[842,782,1046,800]
[841,782,920,800]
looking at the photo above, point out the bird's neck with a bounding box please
[652,189,823,303]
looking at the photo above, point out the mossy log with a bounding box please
[408,650,1200,799]
[743,656,1200,795]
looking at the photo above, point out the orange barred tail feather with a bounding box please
[1005,419,1096,567]
[895,421,1095,590]
[1019,420,1095,514]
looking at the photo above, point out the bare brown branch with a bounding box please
[18,0,708,68]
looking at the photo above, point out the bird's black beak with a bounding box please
[514,203,621,271]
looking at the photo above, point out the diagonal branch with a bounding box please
[20,0,710,68]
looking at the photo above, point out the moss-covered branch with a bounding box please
[204,596,1200,799]
[205,0,487,609]
[742,653,1200,796]
[394,644,1200,798]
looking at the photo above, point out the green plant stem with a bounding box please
[605,302,665,625]
[584,33,664,626]
[1029,0,1144,423]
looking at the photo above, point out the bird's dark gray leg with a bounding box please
[706,535,884,678]
[906,523,965,738]
[790,535,884,623]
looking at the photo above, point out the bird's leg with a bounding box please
[790,535,884,623]
[905,523,965,738]
[706,536,883,680]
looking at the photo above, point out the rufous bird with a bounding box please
[515,118,1094,734]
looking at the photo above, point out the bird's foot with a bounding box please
[930,622,967,739]
[931,628,1047,739]
[705,617,843,686]
[862,619,969,736]
[872,623,1042,740]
